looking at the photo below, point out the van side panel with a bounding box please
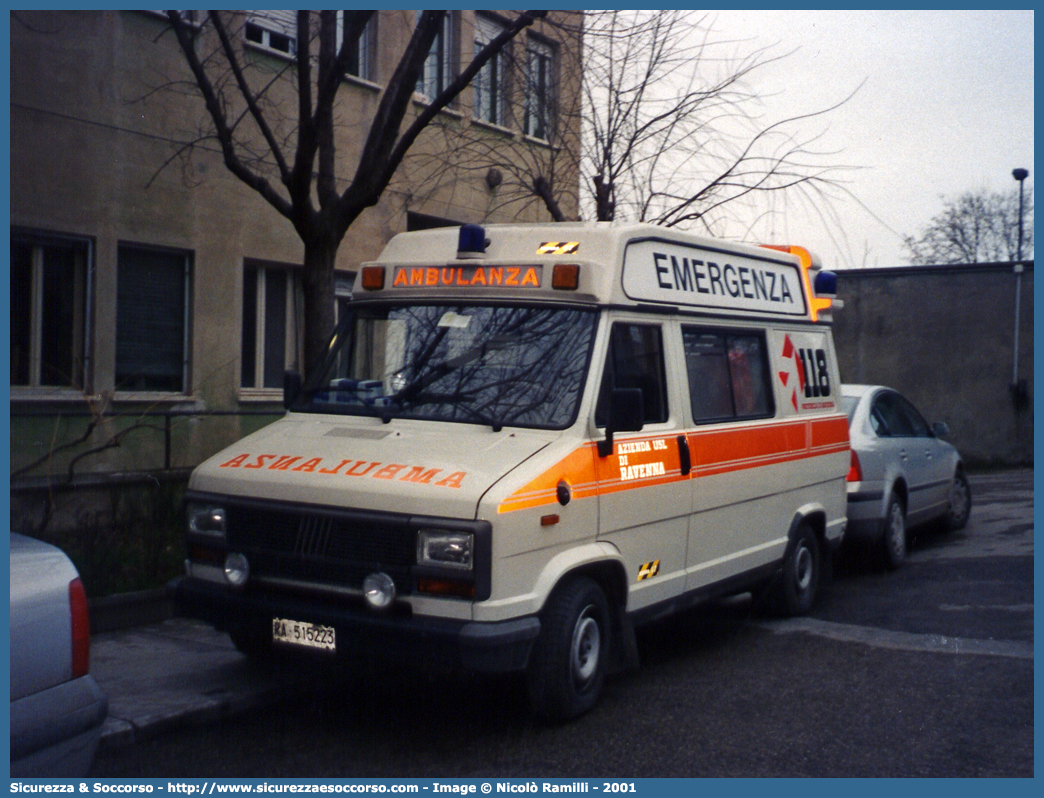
[681,324,847,593]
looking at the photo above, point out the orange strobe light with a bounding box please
[761,245,833,322]
[361,266,385,290]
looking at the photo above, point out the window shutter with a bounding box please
[116,246,187,392]
[248,10,297,38]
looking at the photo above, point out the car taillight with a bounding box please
[69,578,90,679]
[846,450,863,483]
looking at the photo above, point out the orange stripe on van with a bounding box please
[809,415,850,454]
[498,416,849,514]
[689,420,807,477]
[497,445,602,514]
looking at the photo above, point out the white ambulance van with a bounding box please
[176,222,849,720]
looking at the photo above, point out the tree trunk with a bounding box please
[301,237,338,378]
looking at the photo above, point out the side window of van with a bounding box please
[682,327,773,423]
[595,323,668,427]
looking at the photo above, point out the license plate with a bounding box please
[272,618,336,652]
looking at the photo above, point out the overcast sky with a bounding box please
[699,9,1034,270]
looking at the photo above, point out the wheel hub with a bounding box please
[571,608,601,686]
[795,545,813,591]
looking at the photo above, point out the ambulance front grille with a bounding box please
[223,501,415,593]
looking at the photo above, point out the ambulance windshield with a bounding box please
[295,304,599,430]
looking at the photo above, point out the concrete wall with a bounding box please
[832,262,1033,468]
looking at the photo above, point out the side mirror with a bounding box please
[932,421,949,438]
[597,388,644,457]
[284,370,303,409]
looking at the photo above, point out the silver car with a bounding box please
[841,385,971,570]
[10,534,108,776]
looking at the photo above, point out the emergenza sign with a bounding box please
[622,239,808,317]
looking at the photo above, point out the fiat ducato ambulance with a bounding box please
[175,222,849,720]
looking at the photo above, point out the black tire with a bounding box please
[880,493,907,571]
[775,523,821,616]
[945,471,972,530]
[526,577,610,722]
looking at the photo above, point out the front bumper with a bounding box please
[172,576,540,673]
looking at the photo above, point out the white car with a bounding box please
[841,385,972,570]
[10,534,108,776]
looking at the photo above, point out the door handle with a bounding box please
[677,435,691,476]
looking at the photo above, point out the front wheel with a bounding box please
[945,471,972,530]
[526,577,610,722]
[775,523,821,616]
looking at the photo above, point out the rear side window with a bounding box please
[682,327,773,423]
[872,392,930,438]
[595,323,669,427]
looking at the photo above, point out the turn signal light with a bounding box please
[417,577,475,598]
[188,543,224,565]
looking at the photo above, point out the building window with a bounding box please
[416,12,456,101]
[10,230,90,390]
[341,12,377,82]
[524,35,555,140]
[148,10,205,27]
[245,10,297,57]
[406,210,462,231]
[473,14,508,126]
[115,245,190,394]
[241,262,302,390]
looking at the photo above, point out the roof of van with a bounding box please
[362,222,823,322]
[376,222,771,264]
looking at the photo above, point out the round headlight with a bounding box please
[224,552,250,587]
[363,572,396,611]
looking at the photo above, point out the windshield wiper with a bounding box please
[393,389,504,432]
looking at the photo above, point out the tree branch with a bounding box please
[166,11,294,219]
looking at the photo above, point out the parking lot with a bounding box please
[91,470,1033,778]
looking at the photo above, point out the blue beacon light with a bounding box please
[457,224,488,258]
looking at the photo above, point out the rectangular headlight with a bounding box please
[186,502,227,538]
[417,529,473,570]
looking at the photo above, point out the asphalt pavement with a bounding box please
[90,469,1033,752]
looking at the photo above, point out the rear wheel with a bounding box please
[881,493,907,571]
[775,523,821,616]
[526,577,610,722]
[945,471,972,530]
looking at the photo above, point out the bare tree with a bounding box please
[163,10,545,375]
[903,187,1034,265]
[455,11,856,236]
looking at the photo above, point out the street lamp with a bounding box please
[1010,168,1028,410]
[1013,168,1028,260]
